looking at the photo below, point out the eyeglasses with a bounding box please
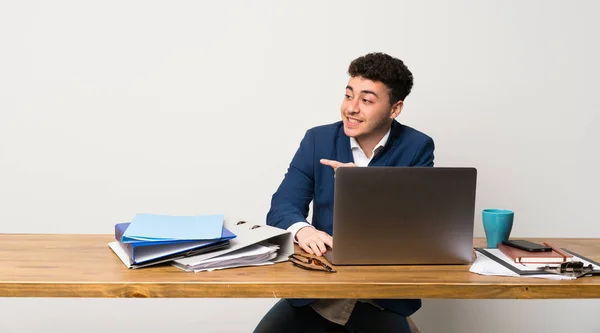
[288,253,337,273]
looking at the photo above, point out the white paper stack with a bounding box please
[470,251,574,280]
[173,242,280,272]
[470,249,600,280]
[171,219,294,273]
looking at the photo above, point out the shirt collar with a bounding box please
[349,128,391,155]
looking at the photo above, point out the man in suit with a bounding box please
[254,52,435,333]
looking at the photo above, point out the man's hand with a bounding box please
[296,226,333,256]
[320,159,356,171]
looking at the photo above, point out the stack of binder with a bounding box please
[109,213,236,269]
[173,242,281,272]
[172,219,295,272]
[108,214,296,272]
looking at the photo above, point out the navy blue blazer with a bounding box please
[267,119,435,317]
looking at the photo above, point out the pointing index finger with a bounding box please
[320,159,341,169]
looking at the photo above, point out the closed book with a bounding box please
[498,242,573,264]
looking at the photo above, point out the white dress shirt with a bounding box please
[286,129,391,240]
[302,129,391,325]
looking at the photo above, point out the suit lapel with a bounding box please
[371,120,402,166]
[335,125,354,163]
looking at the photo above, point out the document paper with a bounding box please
[172,243,280,272]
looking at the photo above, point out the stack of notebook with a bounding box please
[108,213,236,269]
[497,242,573,264]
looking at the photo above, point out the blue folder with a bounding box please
[121,213,225,243]
[115,222,236,265]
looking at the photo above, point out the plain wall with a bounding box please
[1,0,599,332]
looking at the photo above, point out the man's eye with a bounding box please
[345,94,352,100]
[362,99,372,104]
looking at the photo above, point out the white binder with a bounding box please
[172,219,293,270]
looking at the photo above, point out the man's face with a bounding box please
[340,76,402,140]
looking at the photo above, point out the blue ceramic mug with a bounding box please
[482,209,514,248]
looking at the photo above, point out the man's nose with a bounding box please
[347,100,360,113]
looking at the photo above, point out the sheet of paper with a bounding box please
[469,251,575,280]
[197,251,277,269]
[172,243,280,272]
[172,221,293,267]
[173,260,275,273]
[121,213,224,242]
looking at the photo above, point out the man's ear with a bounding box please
[390,100,404,119]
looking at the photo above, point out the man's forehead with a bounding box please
[346,76,388,94]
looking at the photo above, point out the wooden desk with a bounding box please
[0,235,599,299]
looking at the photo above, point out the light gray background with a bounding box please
[1,0,599,332]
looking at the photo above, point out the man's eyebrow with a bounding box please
[346,86,379,99]
[361,90,379,99]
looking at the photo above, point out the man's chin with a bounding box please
[343,126,361,138]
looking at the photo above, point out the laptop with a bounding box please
[323,167,477,265]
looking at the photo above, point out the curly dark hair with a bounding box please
[348,52,414,105]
